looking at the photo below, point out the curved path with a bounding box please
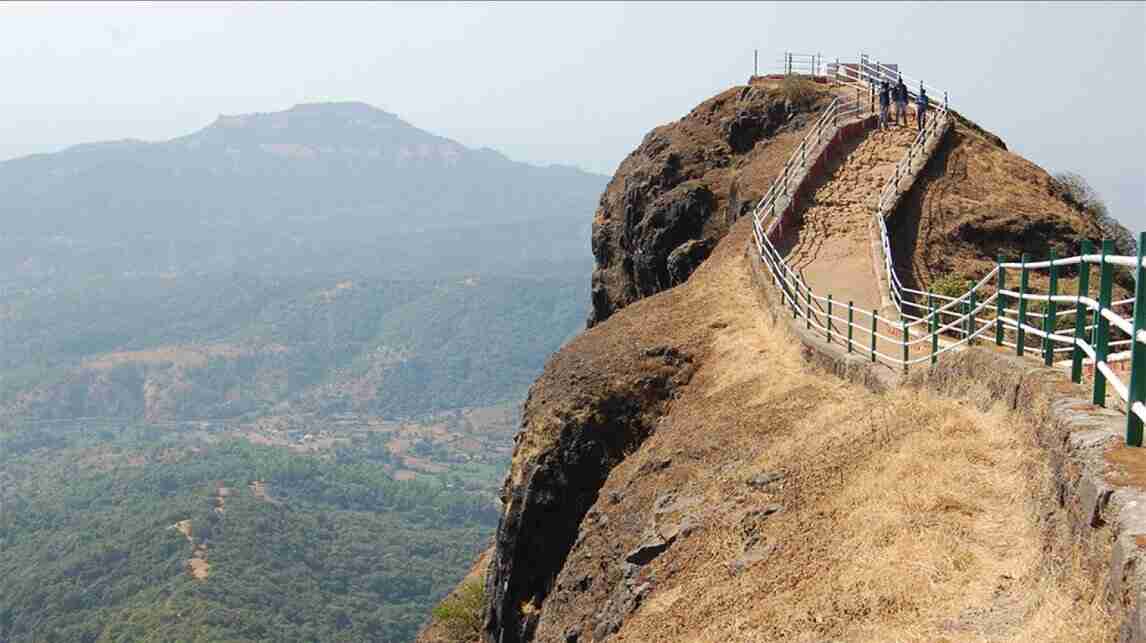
[782,125,916,313]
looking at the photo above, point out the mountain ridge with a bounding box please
[0,101,608,279]
[415,78,1134,642]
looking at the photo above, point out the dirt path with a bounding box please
[536,220,1113,642]
[772,125,931,364]
[784,125,915,310]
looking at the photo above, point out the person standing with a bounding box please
[916,88,930,131]
[878,81,891,130]
[895,76,909,126]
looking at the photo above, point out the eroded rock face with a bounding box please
[587,84,830,328]
[484,347,695,643]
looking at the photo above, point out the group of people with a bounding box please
[876,75,929,132]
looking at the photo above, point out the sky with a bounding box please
[1,1,1143,229]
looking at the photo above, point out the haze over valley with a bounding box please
[0,101,604,642]
[1,3,1142,642]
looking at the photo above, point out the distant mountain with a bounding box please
[0,102,607,279]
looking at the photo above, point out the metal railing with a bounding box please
[819,53,953,322]
[776,52,827,77]
[751,96,863,228]
[752,54,1145,447]
[874,111,950,321]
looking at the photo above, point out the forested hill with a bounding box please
[0,102,607,279]
[0,272,586,423]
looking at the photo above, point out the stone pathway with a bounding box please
[777,124,923,363]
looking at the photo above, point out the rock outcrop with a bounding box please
[889,112,1117,292]
[484,338,696,642]
[420,79,1142,643]
[587,81,835,327]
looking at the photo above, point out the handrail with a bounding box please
[755,53,1146,448]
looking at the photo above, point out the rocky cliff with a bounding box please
[587,80,835,327]
[423,80,1137,643]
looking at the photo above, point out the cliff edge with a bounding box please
[423,79,1138,643]
[587,80,835,327]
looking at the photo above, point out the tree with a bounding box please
[1051,171,1136,257]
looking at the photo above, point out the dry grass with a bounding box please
[780,76,821,110]
[893,119,1112,299]
[530,219,1112,642]
[637,384,1109,639]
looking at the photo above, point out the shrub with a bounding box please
[779,76,818,110]
[1028,300,1076,333]
[1050,171,1136,258]
[930,273,973,300]
[430,579,485,642]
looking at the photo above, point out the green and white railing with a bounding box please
[754,55,1145,447]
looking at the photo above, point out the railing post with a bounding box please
[927,289,934,338]
[827,294,833,344]
[792,275,799,319]
[1072,240,1094,383]
[847,300,854,353]
[1093,240,1114,406]
[996,255,1006,346]
[1125,231,1146,446]
[929,292,938,365]
[960,298,968,339]
[968,290,978,345]
[901,314,909,374]
[1043,249,1058,366]
[1017,254,1029,356]
[805,287,812,331]
[870,309,877,363]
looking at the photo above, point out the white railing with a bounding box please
[750,96,862,229]
[753,54,1146,448]
[817,52,953,322]
[875,109,950,321]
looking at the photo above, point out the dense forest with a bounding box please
[0,269,585,641]
[0,100,599,642]
[1,417,498,642]
[0,272,586,421]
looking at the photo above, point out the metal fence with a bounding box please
[753,54,1145,447]
[776,52,827,77]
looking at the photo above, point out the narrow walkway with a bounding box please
[783,126,915,311]
[775,124,921,363]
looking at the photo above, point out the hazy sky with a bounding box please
[2,2,1143,229]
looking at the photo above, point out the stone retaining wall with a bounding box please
[764,114,877,248]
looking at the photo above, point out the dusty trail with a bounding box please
[783,125,915,312]
[535,220,1112,642]
[772,124,930,364]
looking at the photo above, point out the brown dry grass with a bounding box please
[186,554,210,581]
[892,119,1112,299]
[530,219,1112,641]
